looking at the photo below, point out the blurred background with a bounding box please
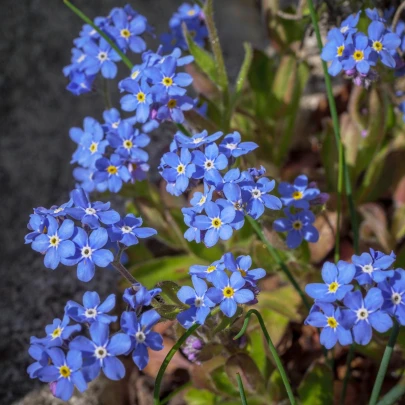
[0,0,266,403]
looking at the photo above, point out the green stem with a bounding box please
[339,344,355,405]
[102,78,112,110]
[236,373,249,405]
[369,322,401,405]
[160,381,192,405]
[63,0,134,71]
[234,309,296,405]
[376,380,405,405]
[246,216,311,310]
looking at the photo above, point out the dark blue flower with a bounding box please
[123,284,161,309]
[70,322,131,381]
[107,214,157,246]
[37,348,87,401]
[219,131,258,158]
[31,216,75,270]
[352,248,396,285]
[156,95,194,123]
[305,261,355,302]
[341,288,393,345]
[177,276,215,328]
[66,71,95,96]
[273,209,319,249]
[206,272,254,317]
[223,253,266,286]
[278,174,320,209]
[66,291,117,324]
[379,269,405,325]
[304,302,352,349]
[94,154,131,193]
[25,213,49,244]
[120,310,163,370]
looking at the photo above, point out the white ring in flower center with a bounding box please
[121,225,133,234]
[112,121,120,129]
[198,196,206,206]
[94,346,108,359]
[97,52,108,62]
[85,308,98,319]
[251,188,261,199]
[392,293,402,305]
[226,143,237,150]
[81,246,93,258]
[193,137,203,144]
[194,297,204,308]
[204,160,214,170]
[362,264,374,274]
[135,331,146,343]
[53,208,64,214]
[85,207,97,215]
[356,308,369,320]
[49,234,60,247]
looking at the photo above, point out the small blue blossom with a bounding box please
[342,288,393,345]
[67,188,120,229]
[352,248,396,285]
[62,227,114,282]
[177,276,215,328]
[70,322,131,381]
[190,183,214,213]
[66,292,117,324]
[342,33,375,74]
[35,199,73,218]
[156,95,194,123]
[329,11,360,39]
[278,174,320,209]
[94,154,131,193]
[182,207,203,243]
[25,213,49,244]
[321,29,347,76]
[121,310,163,370]
[189,258,225,282]
[273,209,319,249]
[27,344,49,379]
[305,261,355,302]
[120,80,153,123]
[123,284,162,309]
[175,130,223,149]
[66,71,95,96]
[102,108,137,134]
[219,131,258,158]
[31,216,75,270]
[37,348,87,401]
[73,166,103,194]
[379,269,405,325]
[305,302,352,349]
[107,214,157,246]
[206,272,254,317]
[223,253,266,286]
[194,202,236,247]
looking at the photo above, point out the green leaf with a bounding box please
[211,366,240,396]
[268,369,288,403]
[185,388,216,405]
[298,363,333,405]
[156,281,183,306]
[153,304,184,320]
[232,42,253,106]
[129,255,203,288]
[213,307,243,334]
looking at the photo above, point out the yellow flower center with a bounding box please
[162,77,173,87]
[207,265,216,273]
[223,286,235,298]
[59,365,71,378]
[120,28,131,38]
[337,45,345,57]
[52,327,62,338]
[373,41,383,52]
[187,9,196,16]
[238,268,247,277]
[131,70,140,80]
[167,99,177,108]
[107,165,118,175]
[328,282,339,293]
[353,50,364,61]
[292,191,303,200]
[327,317,338,329]
[211,218,222,228]
[137,92,146,102]
[177,164,185,174]
[89,142,98,153]
[292,220,303,230]
[123,140,133,150]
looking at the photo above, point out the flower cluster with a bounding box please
[176,252,264,326]
[63,5,151,95]
[321,8,401,86]
[25,188,156,281]
[28,289,163,401]
[305,249,403,348]
[160,2,208,52]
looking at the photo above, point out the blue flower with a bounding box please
[107,8,147,53]
[175,130,223,149]
[368,21,401,68]
[27,344,49,379]
[206,272,254,317]
[330,11,360,38]
[379,269,405,325]
[190,183,214,213]
[120,80,153,123]
[304,302,352,349]
[223,253,266,286]
[194,202,236,247]
[305,261,355,302]
[35,199,73,218]
[352,248,396,285]
[67,188,120,229]
[177,276,215,328]
[189,258,225,282]
[273,209,319,249]
[73,166,102,194]
[107,214,157,246]
[25,213,49,244]
[94,154,131,193]
[241,177,282,219]
[342,33,375,74]
[82,38,121,79]
[66,71,95,96]
[342,288,393,345]
[182,207,203,243]
[365,8,388,23]
[37,348,87,401]
[62,227,114,282]
[145,56,193,97]
[156,95,194,123]
[170,3,203,27]
[66,291,117,324]
[161,148,196,195]
[63,48,87,77]
[219,131,258,158]
[70,322,131,381]
[123,284,162,309]
[192,143,228,185]
[31,216,75,270]
[102,108,137,134]
[107,122,149,161]
[278,174,320,209]
[31,315,81,348]
[120,310,163,370]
